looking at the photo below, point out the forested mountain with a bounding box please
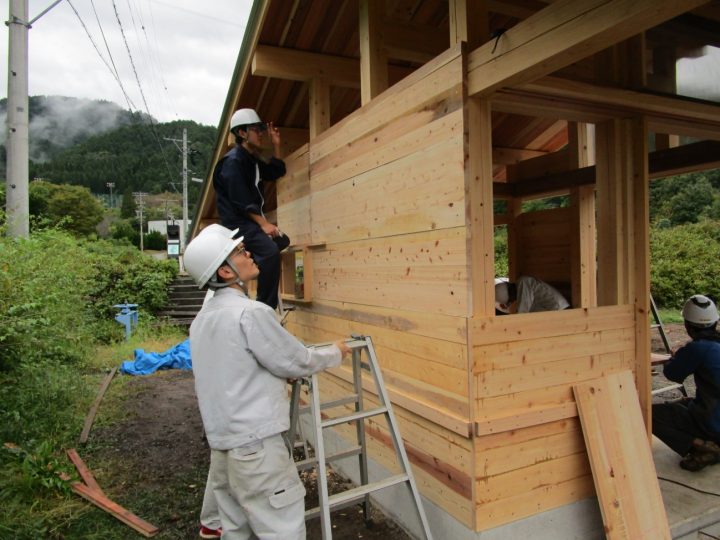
[1,96,218,201]
[0,95,152,165]
[30,120,218,198]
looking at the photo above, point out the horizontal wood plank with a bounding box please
[312,228,469,316]
[311,136,466,243]
[310,46,463,163]
[470,304,634,346]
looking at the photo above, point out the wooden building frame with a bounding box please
[192,1,720,536]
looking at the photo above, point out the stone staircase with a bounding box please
[159,275,206,326]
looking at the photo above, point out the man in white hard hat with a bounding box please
[652,294,720,472]
[213,108,289,309]
[184,225,351,539]
[494,275,569,314]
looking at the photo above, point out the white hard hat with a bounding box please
[682,294,719,328]
[230,108,262,131]
[495,282,510,306]
[184,225,243,289]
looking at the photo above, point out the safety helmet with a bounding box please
[184,225,243,289]
[230,108,262,132]
[495,282,510,306]
[682,294,719,328]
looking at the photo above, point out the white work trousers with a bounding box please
[208,434,306,539]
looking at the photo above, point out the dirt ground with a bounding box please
[90,369,410,539]
[85,322,690,538]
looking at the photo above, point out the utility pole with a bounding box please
[5,0,64,239]
[6,0,29,238]
[182,128,188,251]
[106,182,115,208]
[133,191,147,251]
[164,128,189,252]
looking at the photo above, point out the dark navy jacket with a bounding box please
[664,338,720,434]
[213,144,286,232]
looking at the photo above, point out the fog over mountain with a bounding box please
[0,95,152,164]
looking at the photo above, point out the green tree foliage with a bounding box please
[30,120,217,204]
[0,229,177,373]
[26,181,104,236]
[650,220,720,309]
[120,188,136,218]
[650,170,720,226]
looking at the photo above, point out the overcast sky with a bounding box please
[1,0,252,126]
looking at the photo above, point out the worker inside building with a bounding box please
[495,275,570,314]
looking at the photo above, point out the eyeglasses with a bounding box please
[248,123,268,133]
[232,245,247,257]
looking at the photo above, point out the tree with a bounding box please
[46,184,105,236]
[121,189,136,218]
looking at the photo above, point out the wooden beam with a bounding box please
[449,0,490,50]
[79,367,117,444]
[466,97,496,317]
[568,123,596,309]
[359,0,388,105]
[309,78,331,139]
[492,146,548,165]
[649,139,720,178]
[71,482,160,537]
[520,76,720,131]
[252,45,413,90]
[253,45,359,88]
[468,0,707,97]
[631,117,651,431]
[486,0,549,20]
[493,139,720,199]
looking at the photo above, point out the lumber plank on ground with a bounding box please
[573,371,671,540]
[79,366,117,444]
[71,482,159,537]
[66,448,103,494]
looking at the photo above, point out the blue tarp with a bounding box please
[120,338,192,375]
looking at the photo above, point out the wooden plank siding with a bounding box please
[276,44,476,526]
[472,305,636,529]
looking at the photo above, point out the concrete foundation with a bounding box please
[299,417,720,539]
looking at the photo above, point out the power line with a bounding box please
[111,0,178,184]
[66,0,136,111]
[88,0,135,110]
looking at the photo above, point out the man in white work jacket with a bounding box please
[184,225,351,539]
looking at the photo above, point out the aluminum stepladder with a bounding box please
[650,294,687,397]
[287,335,433,540]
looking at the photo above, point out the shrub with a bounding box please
[650,220,720,309]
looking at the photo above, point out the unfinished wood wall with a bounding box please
[515,207,572,285]
[278,46,477,526]
[471,305,636,529]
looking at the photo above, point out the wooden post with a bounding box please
[466,95,495,317]
[596,116,651,429]
[359,0,387,105]
[309,78,331,139]
[568,123,596,308]
[449,0,489,49]
[631,117,651,431]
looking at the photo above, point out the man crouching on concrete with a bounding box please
[184,225,351,539]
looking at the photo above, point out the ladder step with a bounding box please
[304,474,410,519]
[295,446,363,471]
[321,406,388,428]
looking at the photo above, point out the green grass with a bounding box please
[0,323,188,539]
[655,308,684,324]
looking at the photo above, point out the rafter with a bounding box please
[468,0,707,97]
[252,45,414,89]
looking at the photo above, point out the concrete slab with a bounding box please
[653,437,720,539]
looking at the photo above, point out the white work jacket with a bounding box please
[190,287,341,450]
